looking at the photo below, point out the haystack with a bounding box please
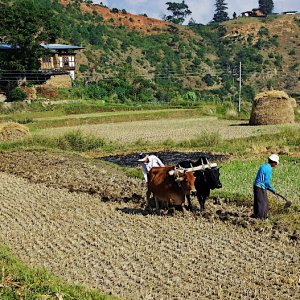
[249,90,295,125]
[36,84,58,99]
[21,86,37,100]
[0,122,30,142]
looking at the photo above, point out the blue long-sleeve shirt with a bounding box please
[254,163,276,193]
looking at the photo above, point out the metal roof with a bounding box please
[41,43,84,50]
[282,11,298,14]
[0,43,15,50]
[0,43,84,50]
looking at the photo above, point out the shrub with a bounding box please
[200,104,217,116]
[57,130,106,152]
[111,8,119,13]
[258,26,269,36]
[180,131,222,148]
[126,56,132,64]
[288,49,296,56]
[269,35,279,47]
[8,87,27,102]
[16,117,33,124]
[280,127,300,146]
[225,108,238,119]
[274,54,283,68]
[36,85,58,99]
[79,64,89,72]
[247,35,254,44]
[242,85,255,101]
[290,63,299,70]
[202,74,214,86]
[267,79,273,90]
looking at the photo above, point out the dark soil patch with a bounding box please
[99,151,228,167]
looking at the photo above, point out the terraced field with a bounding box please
[0,152,299,300]
[37,117,300,142]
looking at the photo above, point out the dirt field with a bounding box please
[0,152,299,299]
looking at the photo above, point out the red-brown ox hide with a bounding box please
[146,166,196,211]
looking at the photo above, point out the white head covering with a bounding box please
[138,153,149,162]
[269,154,279,164]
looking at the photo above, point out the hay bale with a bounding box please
[0,122,30,142]
[36,85,58,99]
[0,93,6,102]
[21,86,37,100]
[290,98,297,108]
[45,74,72,88]
[249,90,295,125]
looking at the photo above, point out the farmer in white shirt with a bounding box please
[138,153,165,182]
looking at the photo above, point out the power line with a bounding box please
[0,68,299,83]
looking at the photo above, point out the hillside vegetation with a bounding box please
[51,0,300,103]
[0,0,299,104]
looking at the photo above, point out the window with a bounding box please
[69,56,75,67]
[63,56,69,66]
[43,57,51,63]
[59,57,63,68]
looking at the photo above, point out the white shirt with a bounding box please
[141,155,165,182]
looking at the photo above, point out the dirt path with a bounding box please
[0,171,299,300]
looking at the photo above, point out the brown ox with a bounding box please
[146,166,196,212]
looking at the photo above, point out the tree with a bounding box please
[213,0,229,23]
[111,8,119,13]
[0,0,61,71]
[233,12,237,19]
[258,0,274,15]
[164,1,192,24]
[188,18,197,26]
[202,74,215,86]
[8,87,27,102]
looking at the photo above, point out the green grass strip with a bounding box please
[0,245,117,300]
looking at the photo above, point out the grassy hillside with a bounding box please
[222,15,300,95]
[72,2,299,100]
[1,0,300,103]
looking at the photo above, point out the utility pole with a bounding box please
[238,61,242,113]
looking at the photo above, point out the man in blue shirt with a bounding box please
[253,154,279,219]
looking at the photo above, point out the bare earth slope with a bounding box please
[0,153,299,299]
[0,151,143,202]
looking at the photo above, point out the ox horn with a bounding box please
[184,163,218,173]
[174,168,185,176]
[168,170,175,176]
[169,167,185,177]
[175,177,184,182]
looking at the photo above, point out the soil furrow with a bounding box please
[0,171,299,300]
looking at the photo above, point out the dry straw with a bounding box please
[0,122,30,142]
[249,90,295,125]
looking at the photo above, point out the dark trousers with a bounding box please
[253,186,269,219]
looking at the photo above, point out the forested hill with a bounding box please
[1,0,300,102]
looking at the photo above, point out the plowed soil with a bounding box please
[0,151,299,300]
[0,151,143,203]
[100,151,227,167]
